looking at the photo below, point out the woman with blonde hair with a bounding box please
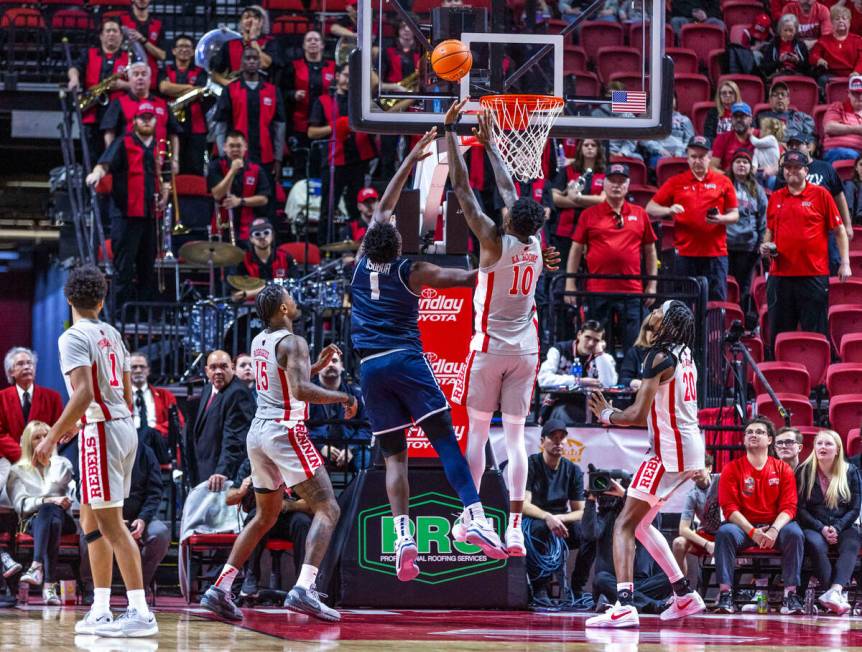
[704,80,741,139]
[795,429,861,615]
[6,420,77,606]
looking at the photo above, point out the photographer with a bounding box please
[522,421,594,607]
[672,456,721,578]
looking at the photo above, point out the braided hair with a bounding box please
[255,284,288,328]
[650,300,695,356]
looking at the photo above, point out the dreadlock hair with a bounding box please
[650,300,695,354]
[362,222,401,264]
[255,284,288,328]
[508,197,545,239]
[64,265,107,310]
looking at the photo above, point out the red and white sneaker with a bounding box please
[505,527,526,556]
[660,591,706,621]
[395,536,419,582]
[585,602,640,628]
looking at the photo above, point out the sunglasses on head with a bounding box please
[612,212,624,229]
[251,229,272,238]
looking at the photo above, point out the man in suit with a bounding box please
[129,352,184,437]
[188,350,254,491]
[0,347,63,462]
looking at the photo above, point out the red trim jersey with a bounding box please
[58,318,132,424]
[251,328,308,423]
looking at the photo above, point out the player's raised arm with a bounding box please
[371,127,438,228]
[474,107,518,209]
[408,260,478,291]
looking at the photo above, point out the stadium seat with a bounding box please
[847,427,862,457]
[180,532,238,603]
[840,332,862,363]
[98,239,113,263]
[611,156,647,185]
[826,362,862,397]
[87,0,130,5]
[758,303,771,347]
[795,425,821,459]
[272,14,312,35]
[656,156,689,186]
[596,46,642,84]
[679,23,725,69]
[579,21,624,63]
[833,159,856,182]
[774,331,830,386]
[829,277,862,306]
[813,104,829,138]
[718,74,765,108]
[627,22,674,50]
[691,100,715,135]
[15,532,81,601]
[722,2,765,29]
[753,361,811,397]
[829,304,862,352]
[756,392,813,427]
[742,333,764,363]
[264,0,310,11]
[627,184,657,207]
[826,76,850,105]
[751,274,766,311]
[606,71,649,91]
[280,242,321,265]
[708,301,744,331]
[850,251,862,276]
[673,73,711,116]
[707,49,724,85]
[666,48,698,74]
[727,275,740,304]
[828,394,862,449]
[0,7,47,80]
[728,24,748,46]
[571,71,601,97]
[563,45,587,74]
[772,76,819,114]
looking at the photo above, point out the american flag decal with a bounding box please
[611,90,647,114]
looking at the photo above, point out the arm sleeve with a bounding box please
[97,135,124,169]
[823,190,843,230]
[537,347,575,386]
[809,39,824,64]
[778,461,798,519]
[254,166,272,197]
[526,455,537,494]
[214,388,254,478]
[718,463,742,520]
[834,465,862,532]
[794,468,824,530]
[58,330,92,375]
[136,445,163,524]
[213,89,231,124]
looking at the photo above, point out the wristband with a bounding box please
[599,407,615,426]
[748,527,756,539]
[444,123,457,132]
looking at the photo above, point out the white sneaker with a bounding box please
[660,591,706,621]
[75,609,114,634]
[42,583,60,606]
[585,602,640,628]
[465,519,508,559]
[505,527,526,557]
[451,512,468,543]
[819,589,851,615]
[94,608,158,638]
[395,536,419,582]
[20,563,43,586]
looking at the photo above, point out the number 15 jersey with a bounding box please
[251,328,308,423]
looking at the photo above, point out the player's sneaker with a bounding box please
[660,591,706,621]
[465,519,508,560]
[94,608,158,638]
[505,527,526,556]
[395,536,419,581]
[451,513,468,543]
[75,609,113,634]
[284,585,341,622]
[201,585,243,621]
[585,602,640,628]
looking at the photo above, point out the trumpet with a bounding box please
[78,69,127,112]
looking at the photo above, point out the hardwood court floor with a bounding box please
[3,603,862,651]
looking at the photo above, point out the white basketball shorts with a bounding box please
[79,417,137,509]
[247,417,324,491]
[452,350,540,417]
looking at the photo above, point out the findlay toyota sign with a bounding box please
[357,491,507,585]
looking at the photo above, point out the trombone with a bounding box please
[155,139,189,295]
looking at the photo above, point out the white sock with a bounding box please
[295,564,319,590]
[393,515,411,539]
[502,414,528,503]
[127,589,150,616]
[465,502,486,524]
[508,513,522,530]
[93,587,111,614]
[214,563,239,593]
[466,408,493,491]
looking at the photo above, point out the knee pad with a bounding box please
[377,431,407,457]
[84,529,103,544]
[418,410,454,441]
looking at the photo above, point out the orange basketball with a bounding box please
[431,39,472,82]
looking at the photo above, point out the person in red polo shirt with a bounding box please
[810,5,862,88]
[761,149,850,341]
[565,163,657,354]
[233,218,297,303]
[714,417,804,615]
[647,136,739,301]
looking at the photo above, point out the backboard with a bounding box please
[349,0,673,139]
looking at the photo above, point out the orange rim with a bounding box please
[479,94,564,130]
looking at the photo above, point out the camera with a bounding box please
[587,463,632,494]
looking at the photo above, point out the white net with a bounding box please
[480,95,565,183]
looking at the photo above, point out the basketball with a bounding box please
[431,39,472,82]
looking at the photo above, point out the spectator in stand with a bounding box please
[234,354,255,393]
[350,187,378,242]
[714,417,804,615]
[775,426,804,471]
[810,5,862,89]
[795,430,860,615]
[522,420,595,606]
[842,155,862,223]
[551,139,606,264]
[762,150,850,341]
[232,218,297,303]
[563,163,657,354]
[642,93,694,169]
[704,81,741,140]
[618,310,661,391]
[7,421,77,607]
[188,350,254,490]
[672,458,720,578]
[750,118,784,179]
[210,5,278,87]
[559,0,590,23]
[727,150,767,321]
[669,0,725,36]
[617,0,644,22]
[0,347,62,462]
[822,74,862,163]
[307,348,371,472]
[755,80,815,140]
[646,136,739,301]
[711,103,759,172]
[120,0,166,92]
[129,352,183,439]
[761,14,811,79]
[783,0,832,49]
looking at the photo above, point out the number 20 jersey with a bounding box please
[647,344,704,472]
[471,234,542,355]
[251,328,308,423]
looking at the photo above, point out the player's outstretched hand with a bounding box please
[472,107,494,147]
[444,98,468,126]
[408,127,439,162]
[541,246,561,271]
[587,390,611,421]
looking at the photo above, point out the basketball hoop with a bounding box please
[480,94,565,182]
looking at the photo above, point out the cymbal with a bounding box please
[320,239,359,253]
[179,240,244,267]
[227,275,265,292]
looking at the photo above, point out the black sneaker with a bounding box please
[781,592,804,615]
[714,591,735,614]
[201,586,243,621]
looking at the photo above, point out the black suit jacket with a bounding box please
[188,377,254,485]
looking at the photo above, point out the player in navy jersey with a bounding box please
[351,128,509,581]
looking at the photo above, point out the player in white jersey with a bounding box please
[444,100,556,556]
[202,283,357,623]
[584,300,707,628]
[34,265,157,637]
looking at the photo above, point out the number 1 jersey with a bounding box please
[251,328,308,423]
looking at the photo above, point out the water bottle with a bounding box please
[572,358,583,388]
[756,590,768,614]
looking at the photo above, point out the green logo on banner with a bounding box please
[357,491,507,584]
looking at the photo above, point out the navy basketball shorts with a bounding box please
[359,348,449,435]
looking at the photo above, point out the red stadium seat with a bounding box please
[279,242,321,265]
[829,277,862,306]
[596,46,643,84]
[563,45,587,74]
[850,251,862,277]
[722,1,765,29]
[174,174,209,197]
[673,73,711,117]
[572,71,601,97]
[87,0,130,5]
[611,156,647,185]
[774,331,831,386]
[829,304,862,352]
[680,23,725,68]
[691,100,715,136]
[656,156,689,186]
[728,24,749,46]
[751,274,767,311]
[718,74,765,108]
[813,104,829,138]
[98,239,113,263]
[828,394,862,449]
[847,427,862,457]
[756,392,813,427]
[264,0,309,11]
[666,48,698,74]
[579,21,624,62]
[826,363,862,397]
[181,533,238,602]
[708,301,744,331]
[754,361,811,397]
[727,275,740,304]
[795,425,821,459]
[707,48,724,84]
[840,332,862,363]
[627,184,657,207]
[833,159,856,182]
[50,7,92,31]
[826,76,850,105]
[772,75,819,114]
[607,71,649,92]
[659,219,674,252]
[272,14,312,35]
[628,22,674,50]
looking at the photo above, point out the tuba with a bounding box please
[334,36,356,67]
[168,78,223,122]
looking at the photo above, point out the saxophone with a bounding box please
[78,69,127,112]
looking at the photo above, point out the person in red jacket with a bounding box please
[810,5,862,88]
[0,347,63,462]
[714,416,804,615]
[128,352,183,437]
